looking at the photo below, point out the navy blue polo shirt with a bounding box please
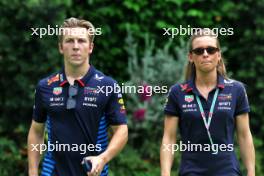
[32,65,127,176]
[164,75,250,176]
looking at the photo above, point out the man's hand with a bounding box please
[84,124,128,176]
[84,156,106,176]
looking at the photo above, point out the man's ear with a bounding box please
[58,43,63,54]
[88,42,94,54]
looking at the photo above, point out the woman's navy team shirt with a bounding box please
[32,65,127,176]
[164,74,250,176]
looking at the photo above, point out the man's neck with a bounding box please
[64,63,90,84]
[195,70,218,89]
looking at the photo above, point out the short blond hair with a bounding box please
[58,17,95,44]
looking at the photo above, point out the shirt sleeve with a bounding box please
[234,82,250,116]
[32,82,47,123]
[164,85,180,117]
[105,82,127,125]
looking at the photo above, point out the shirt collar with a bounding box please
[182,74,225,94]
[217,75,225,89]
[59,65,96,87]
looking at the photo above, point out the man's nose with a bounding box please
[73,40,79,50]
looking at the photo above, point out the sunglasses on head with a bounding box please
[191,46,219,55]
[66,83,78,109]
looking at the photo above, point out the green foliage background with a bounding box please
[0,0,263,175]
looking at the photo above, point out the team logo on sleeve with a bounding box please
[185,95,194,103]
[48,74,59,85]
[118,98,124,104]
[53,87,62,95]
[118,98,126,113]
[120,105,126,114]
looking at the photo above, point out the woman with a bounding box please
[160,29,255,176]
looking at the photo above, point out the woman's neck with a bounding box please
[195,70,218,100]
[195,70,218,89]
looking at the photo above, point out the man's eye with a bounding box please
[65,39,73,43]
[79,39,87,43]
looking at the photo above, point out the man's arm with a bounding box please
[85,124,128,176]
[160,115,179,176]
[236,113,255,176]
[99,124,128,163]
[27,120,45,176]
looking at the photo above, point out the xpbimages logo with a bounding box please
[163,25,234,38]
[31,141,102,154]
[96,83,168,96]
[163,141,234,155]
[30,25,102,38]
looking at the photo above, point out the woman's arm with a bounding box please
[160,115,179,176]
[236,113,255,176]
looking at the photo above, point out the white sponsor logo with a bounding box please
[94,74,104,81]
[83,103,98,107]
[182,103,197,112]
[84,97,97,102]
[50,97,64,102]
[219,102,231,106]
[50,103,64,106]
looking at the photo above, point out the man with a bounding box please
[28,17,128,176]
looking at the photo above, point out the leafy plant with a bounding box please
[115,32,187,175]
